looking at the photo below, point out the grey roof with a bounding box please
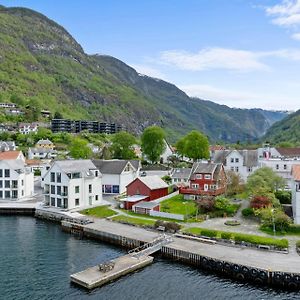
[130,160,141,170]
[137,175,169,190]
[37,139,53,145]
[56,160,98,174]
[191,162,218,174]
[92,159,138,174]
[121,195,148,203]
[171,168,192,179]
[212,150,258,167]
[4,159,25,170]
[132,201,159,209]
[30,147,56,154]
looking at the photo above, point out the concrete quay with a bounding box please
[71,254,153,289]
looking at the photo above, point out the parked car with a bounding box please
[140,171,147,177]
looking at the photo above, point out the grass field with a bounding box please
[81,205,117,218]
[111,215,156,226]
[160,194,197,216]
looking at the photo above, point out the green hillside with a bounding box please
[0,6,287,142]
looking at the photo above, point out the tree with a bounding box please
[226,171,245,196]
[141,126,166,163]
[258,208,291,232]
[176,130,209,161]
[69,138,92,159]
[110,131,137,159]
[250,195,272,209]
[54,111,63,119]
[247,167,286,194]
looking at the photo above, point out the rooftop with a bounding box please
[92,159,139,174]
[121,195,148,203]
[55,160,98,175]
[136,175,169,190]
[0,151,22,160]
[292,165,300,181]
[132,201,160,209]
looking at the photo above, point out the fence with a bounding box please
[150,210,184,221]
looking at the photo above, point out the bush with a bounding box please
[242,207,254,217]
[296,240,300,248]
[221,232,233,240]
[275,190,292,204]
[225,220,240,226]
[197,198,215,213]
[34,169,41,176]
[200,229,218,238]
[161,175,172,184]
[287,225,300,234]
[250,195,271,209]
[165,222,181,233]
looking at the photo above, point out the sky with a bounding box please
[1,0,300,111]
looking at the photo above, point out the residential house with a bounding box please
[18,123,38,135]
[180,162,226,200]
[122,175,168,210]
[92,159,140,194]
[291,165,300,224]
[0,141,16,152]
[132,201,160,215]
[0,151,25,162]
[0,159,34,200]
[212,149,260,182]
[36,139,55,150]
[171,168,191,186]
[28,147,57,160]
[42,160,102,210]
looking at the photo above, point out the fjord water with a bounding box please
[0,217,298,300]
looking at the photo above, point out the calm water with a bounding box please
[0,216,299,300]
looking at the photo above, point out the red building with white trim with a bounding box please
[180,162,226,199]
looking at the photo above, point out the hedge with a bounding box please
[286,225,300,234]
[220,231,233,240]
[200,228,218,238]
[242,207,254,217]
[296,240,300,248]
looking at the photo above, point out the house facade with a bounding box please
[28,147,57,160]
[42,160,102,210]
[291,165,300,224]
[0,160,34,200]
[92,159,140,194]
[18,123,38,135]
[36,139,55,149]
[0,141,16,152]
[180,162,226,200]
[171,168,191,186]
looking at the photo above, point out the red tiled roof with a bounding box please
[0,151,22,160]
[26,159,43,166]
[292,165,300,181]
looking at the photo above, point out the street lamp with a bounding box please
[271,208,276,236]
[183,201,188,222]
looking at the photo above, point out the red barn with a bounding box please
[122,176,168,210]
[180,162,226,200]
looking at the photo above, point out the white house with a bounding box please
[42,160,102,210]
[212,149,260,182]
[18,123,38,135]
[291,165,300,224]
[0,159,34,200]
[170,168,191,186]
[28,147,57,160]
[92,159,140,194]
[0,141,16,152]
[160,139,174,164]
[36,139,55,149]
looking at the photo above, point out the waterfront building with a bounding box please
[180,162,226,200]
[291,165,300,224]
[92,159,140,194]
[0,159,34,200]
[42,160,102,210]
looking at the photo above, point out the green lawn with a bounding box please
[160,194,197,216]
[120,209,183,222]
[81,205,117,218]
[111,215,156,226]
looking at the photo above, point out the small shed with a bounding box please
[121,195,149,210]
[132,201,160,215]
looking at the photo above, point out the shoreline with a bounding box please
[2,205,300,290]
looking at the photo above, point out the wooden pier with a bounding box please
[71,254,153,289]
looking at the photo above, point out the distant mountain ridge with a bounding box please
[0,5,288,142]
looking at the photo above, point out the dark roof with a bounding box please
[276,148,300,158]
[92,159,138,174]
[171,168,192,179]
[191,162,218,174]
[132,201,160,209]
[212,150,258,167]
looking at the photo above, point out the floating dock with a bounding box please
[70,254,153,289]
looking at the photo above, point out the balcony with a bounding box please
[180,186,226,196]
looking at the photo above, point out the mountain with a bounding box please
[0,6,288,142]
[263,110,300,144]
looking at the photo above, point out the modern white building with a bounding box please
[212,149,260,182]
[291,165,300,224]
[18,123,38,135]
[0,159,34,200]
[92,159,140,194]
[42,160,102,210]
[28,147,57,160]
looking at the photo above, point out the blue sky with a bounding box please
[1,0,300,110]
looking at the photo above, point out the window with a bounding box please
[21,180,24,186]
[248,167,253,172]
[5,191,10,198]
[95,171,98,177]
[63,186,68,196]
[5,180,10,188]
[231,158,234,163]
[95,195,98,201]
[4,169,10,178]
[195,174,202,179]
[235,167,239,172]
[57,186,61,195]
[50,197,55,206]
[22,190,24,196]
[50,172,55,182]
[72,173,80,179]
[56,172,61,183]
[0,191,2,198]
[231,167,234,171]
[89,184,92,193]
[284,164,287,170]
[235,158,239,163]
[51,185,55,194]
[104,185,112,194]
[276,164,279,170]
[75,198,80,206]
[63,198,68,209]
[0,181,2,188]
[12,190,18,199]
[192,184,199,189]
[113,185,119,194]
[57,198,62,207]
[75,186,80,193]
[204,174,211,179]
[0,169,2,177]
[12,180,18,188]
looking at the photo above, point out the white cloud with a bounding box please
[159,48,269,72]
[157,47,300,72]
[131,64,167,80]
[291,32,300,39]
[180,84,298,110]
